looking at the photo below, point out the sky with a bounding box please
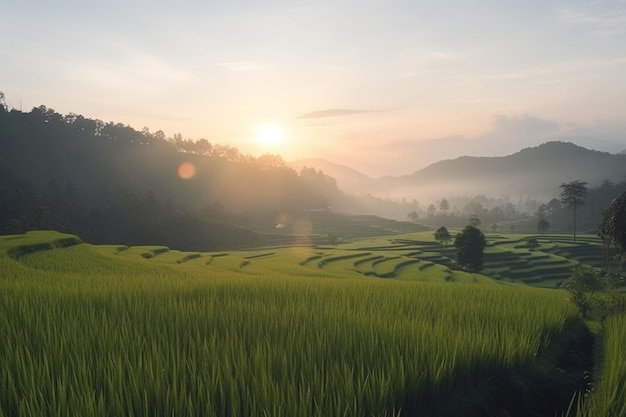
[2,0,626,176]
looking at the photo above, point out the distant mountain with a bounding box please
[306,141,626,201]
[557,136,626,155]
[394,141,626,199]
[364,134,626,177]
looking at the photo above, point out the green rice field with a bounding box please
[0,230,617,416]
[575,313,626,417]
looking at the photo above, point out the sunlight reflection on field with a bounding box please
[292,219,313,249]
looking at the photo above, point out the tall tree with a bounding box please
[546,198,561,221]
[537,218,550,236]
[559,180,588,242]
[427,204,436,218]
[536,203,550,236]
[434,226,452,247]
[535,204,547,220]
[439,199,450,215]
[406,211,419,223]
[454,225,487,274]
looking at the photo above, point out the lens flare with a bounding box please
[178,162,196,180]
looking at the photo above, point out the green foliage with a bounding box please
[525,237,540,248]
[0,166,50,234]
[561,265,625,321]
[454,225,486,273]
[0,231,584,417]
[575,313,626,417]
[433,226,451,246]
[560,180,589,209]
[598,191,626,263]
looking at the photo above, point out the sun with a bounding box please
[255,124,286,148]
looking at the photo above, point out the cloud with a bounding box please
[557,4,626,35]
[218,61,266,71]
[297,109,385,119]
[73,54,193,90]
[491,115,560,138]
[431,52,458,60]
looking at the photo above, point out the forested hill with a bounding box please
[0,105,347,249]
[400,141,626,197]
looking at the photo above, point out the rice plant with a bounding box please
[0,232,581,417]
[575,313,626,417]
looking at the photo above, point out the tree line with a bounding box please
[430,180,626,278]
[416,179,626,235]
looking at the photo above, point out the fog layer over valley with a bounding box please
[293,142,626,201]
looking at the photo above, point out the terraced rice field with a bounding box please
[242,212,615,288]
[0,230,594,417]
[103,229,617,288]
[344,232,613,288]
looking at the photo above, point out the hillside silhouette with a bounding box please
[0,104,352,249]
[404,142,626,195]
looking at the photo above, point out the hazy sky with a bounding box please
[2,0,626,175]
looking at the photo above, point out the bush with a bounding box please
[561,265,625,321]
[526,237,540,248]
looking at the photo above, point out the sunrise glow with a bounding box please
[3,2,626,177]
[3,2,626,414]
[255,124,286,148]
